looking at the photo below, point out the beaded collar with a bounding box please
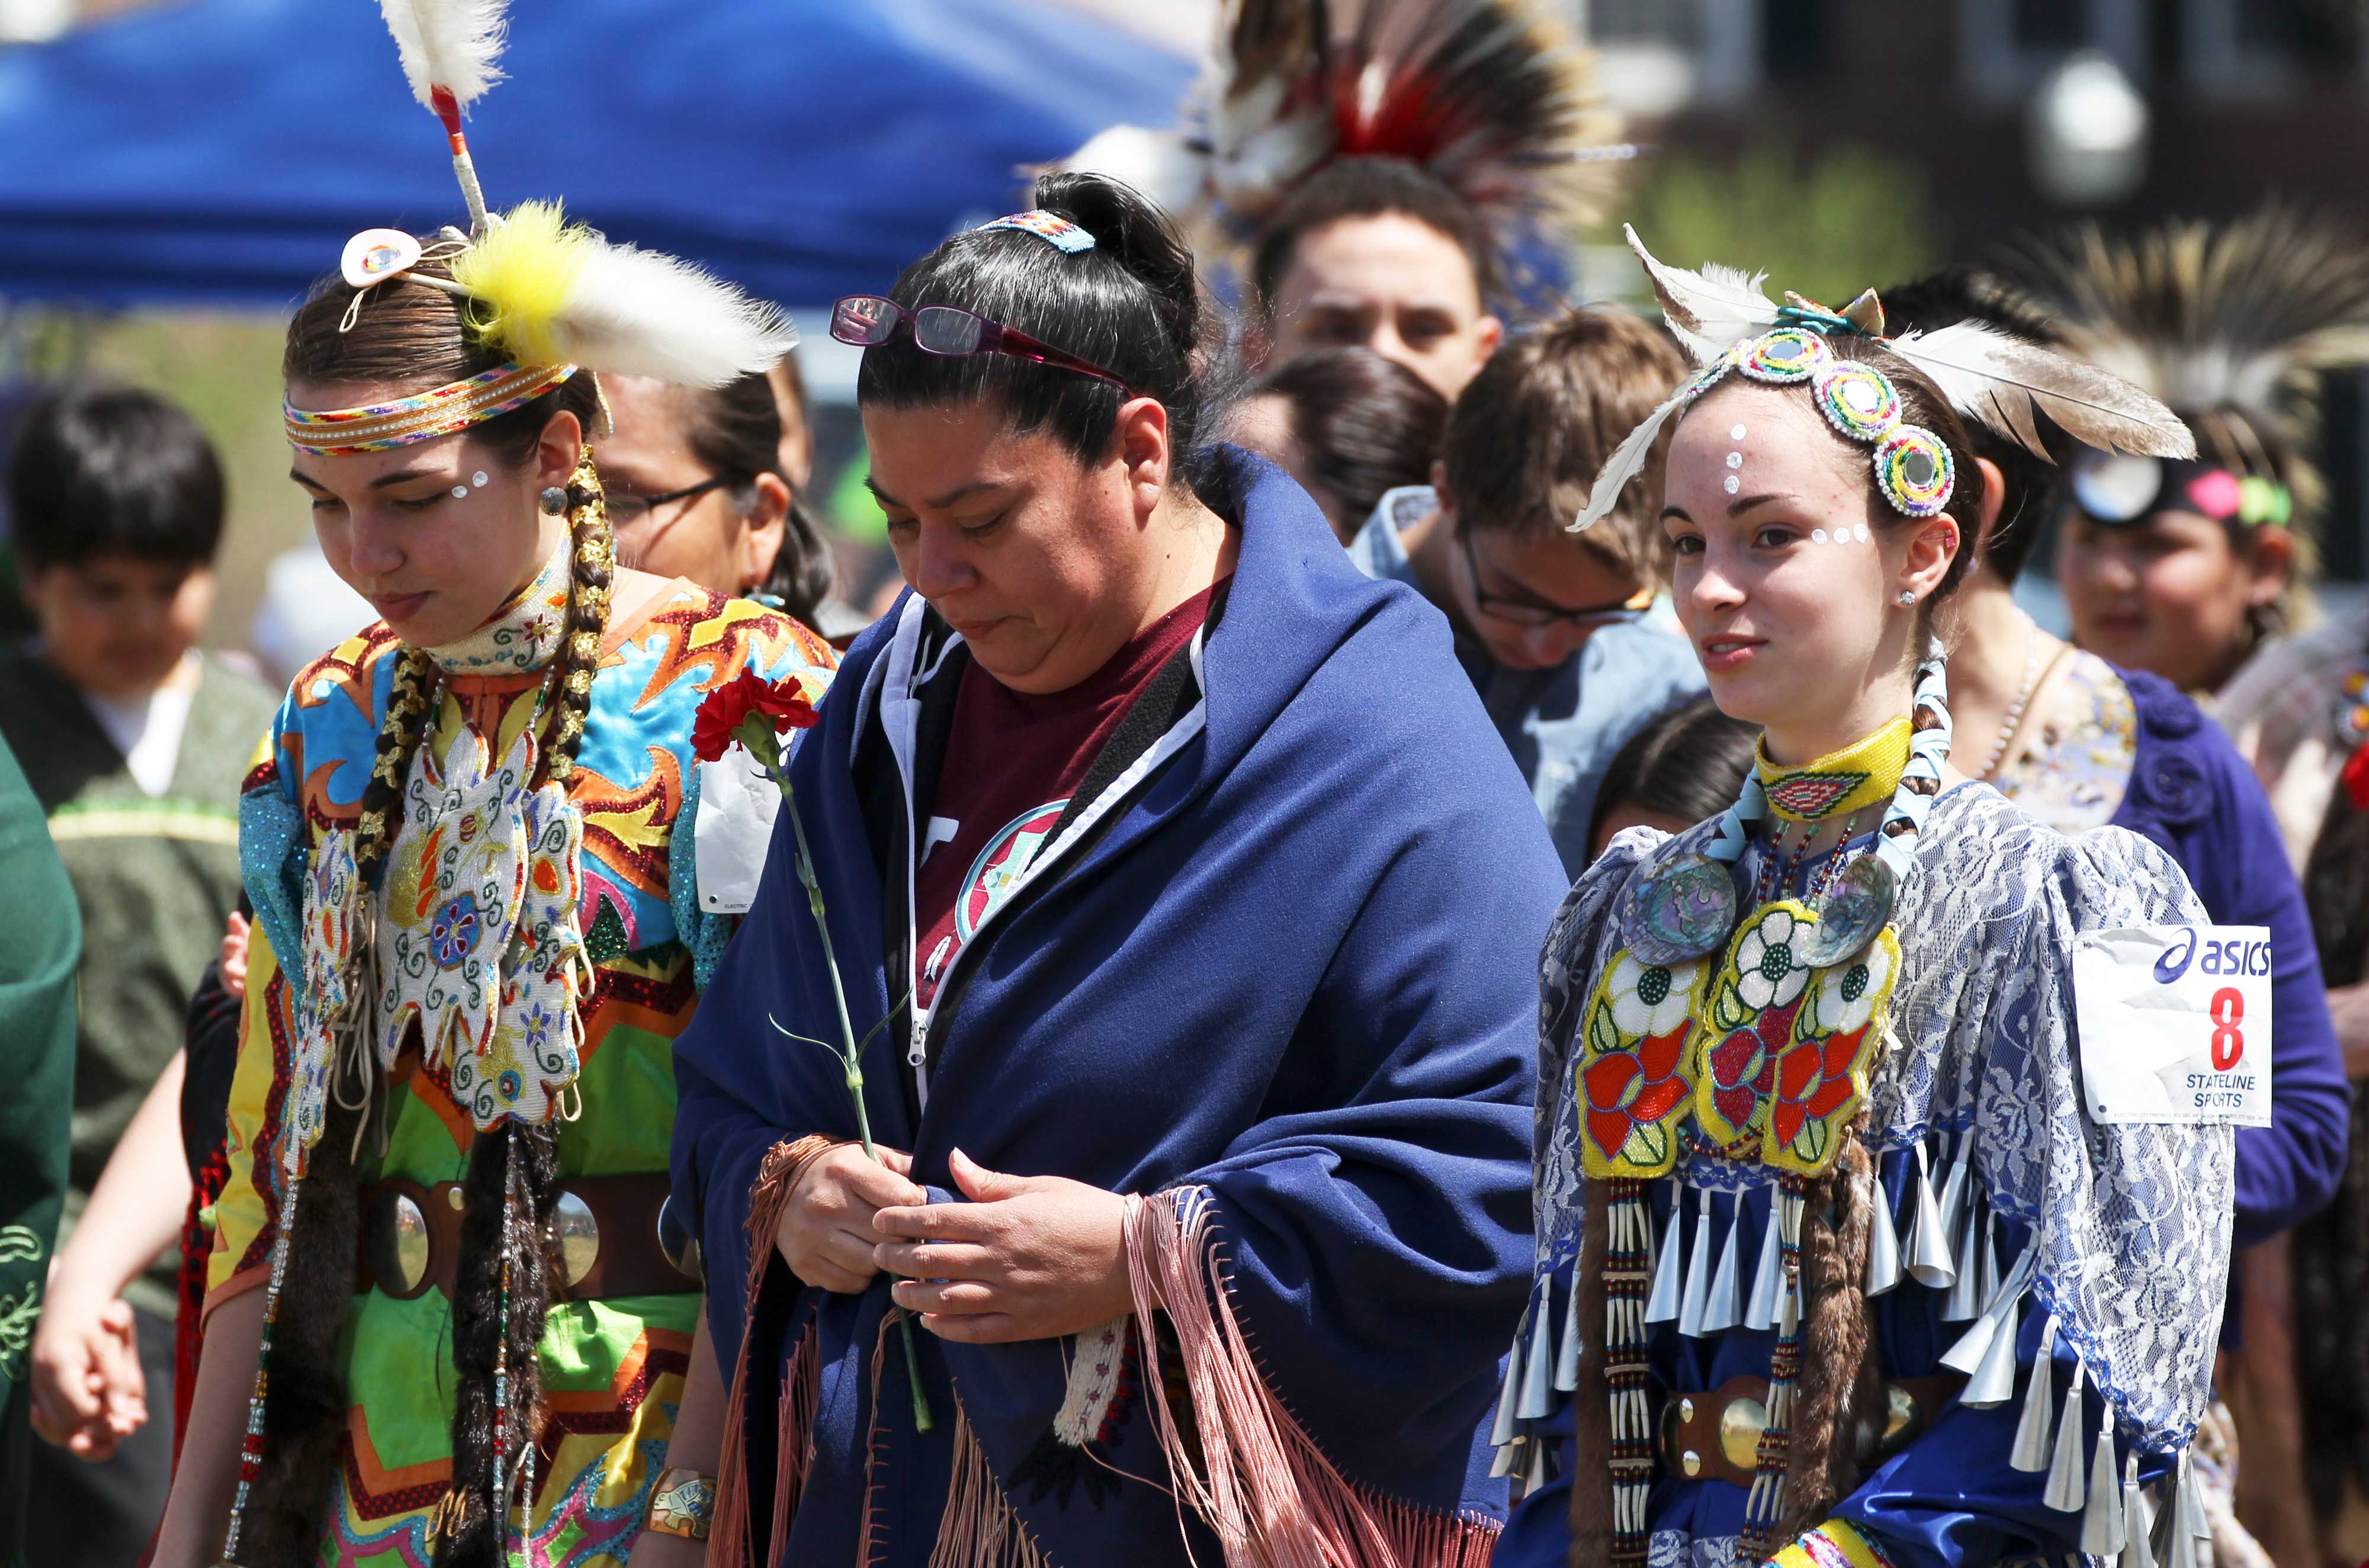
[1755,719,1910,823]
[420,541,572,677]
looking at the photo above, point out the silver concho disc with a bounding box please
[1802,853,1896,968]
[1620,854,1740,964]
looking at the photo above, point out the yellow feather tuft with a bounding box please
[448,200,592,366]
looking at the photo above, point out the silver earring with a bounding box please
[539,486,568,515]
[1898,590,1918,606]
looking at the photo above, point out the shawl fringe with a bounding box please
[712,1133,842,1568]
[931,1402,1057,1568]
[1125,1187,1502,1568]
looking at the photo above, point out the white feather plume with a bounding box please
[1626,224,1779,364]
[376,0,509,111]
[1889,322,2197,461]
[551,242,800,388]
[1572,378,1693,532]
[450,204,798,388]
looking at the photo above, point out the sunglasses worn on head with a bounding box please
[830,295,1137,396]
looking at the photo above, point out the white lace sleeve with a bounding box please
[1969,823,2230,1450]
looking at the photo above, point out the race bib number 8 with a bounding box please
[2073,924,2272,1127]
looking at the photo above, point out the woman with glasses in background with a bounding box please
[669,171,1565,1567]
[596,372,837,632]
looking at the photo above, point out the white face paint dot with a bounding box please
[1730,423,1748,441]
[451,486,469,499]
[471,471,490,488]
[1812,528,1829,544]
[1725,452,1744,470]
[1723,474,1741,495]
[1855,523,1871,542]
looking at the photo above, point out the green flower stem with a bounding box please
[737,714,931,1431]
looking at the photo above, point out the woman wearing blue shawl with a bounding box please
[669,171,1568,1566]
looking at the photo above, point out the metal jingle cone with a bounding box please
[1556,1256,1584,1392]
[1963,1298,2024,1408]
[2011,1317,2060,1470]
[1745,1194,1785,1331]
[1490,1302,1530,1447]
[1518,1275,1556,1419]
[2082,1405,2126,1556]
[1935,1142,1972,1255]
[2178,1449,2210,1541]
[1942,1197,1986,1322]
[1646,1182,1686,1326]
[2121,1453,2157,1568]
[2043,1362,2089,1512]
[1702,1192,1744,1334]
[1865,1171,1903,1296]
[1524,1432,1551,1492]
[2162,1454,2201,1568]
[1678,1188,1715,1338]
[1490,1434,1521,1480]
[1906,1144,1956,1290]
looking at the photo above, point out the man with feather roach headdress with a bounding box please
[1064,0,1629,399]
[149,2,833,1564]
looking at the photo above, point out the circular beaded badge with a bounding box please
[1812,362,1901,442]
[1739,327,1831,384]
[1873,426,1954,517]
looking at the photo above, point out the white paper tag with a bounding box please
[2073,924,2273,1127]
[693,753,782,916]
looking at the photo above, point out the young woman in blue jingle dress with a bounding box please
[1496,237,2238,1568]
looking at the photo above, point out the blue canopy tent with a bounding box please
[0,0,1193,311]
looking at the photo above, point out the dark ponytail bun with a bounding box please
[857,171,1229,494]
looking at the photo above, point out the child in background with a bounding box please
[1587,693,1761,860]
[0,385,274,1567]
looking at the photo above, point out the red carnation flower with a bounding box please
[692,667,819,764]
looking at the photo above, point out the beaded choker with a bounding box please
[1755,719,1911,823]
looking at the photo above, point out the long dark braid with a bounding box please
[354,645,439,893]
[436,448,609,1562]
[2294,769,2369,1519]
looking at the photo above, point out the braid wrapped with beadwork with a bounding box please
[546,445,613,787]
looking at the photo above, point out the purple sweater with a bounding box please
[2114,670,2348,1287]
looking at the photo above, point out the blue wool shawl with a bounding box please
[672,452,1568,1566]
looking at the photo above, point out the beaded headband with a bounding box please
[1575,226,2197,536]
[1684,309,1956,519]
[283,360,579,455]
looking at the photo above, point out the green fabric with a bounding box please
[0,731,83,1568]
[0,645,274,1315]
[344,969,691,1471]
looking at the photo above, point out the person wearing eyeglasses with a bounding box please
[593,371,839,634]
[670,171,1561,1567]
[1346,305,1707,874]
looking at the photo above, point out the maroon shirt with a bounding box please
[912,586,1216,1010]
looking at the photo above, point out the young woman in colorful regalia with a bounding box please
[669,171,1567,1567]
[146,236,827,1567]
[1491,232,2237,1568]
[147,9,831,1562]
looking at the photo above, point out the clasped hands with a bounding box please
[774,1144,1133,1342]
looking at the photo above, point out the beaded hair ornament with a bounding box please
[1574,225,2198,533]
